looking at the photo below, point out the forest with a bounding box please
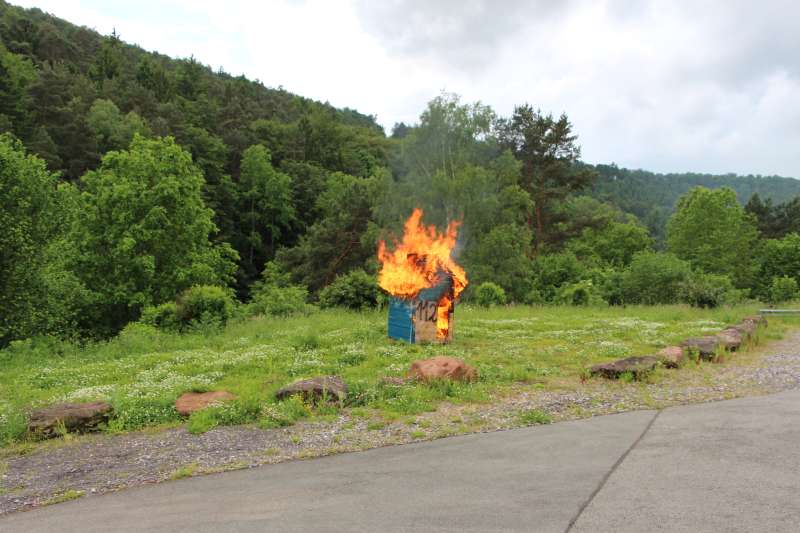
[3,0,800,348]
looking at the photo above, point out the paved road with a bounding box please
[3,390,800,533]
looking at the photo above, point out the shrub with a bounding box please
[680,272,744,308]
[621,251,691,305]
[474,282,507,307]
[139,302,181,331]
[554,279,607,306]
[176,285,236,326]
[532,251,585,302]
[318,269,379,309]
[248,285,312,317]
[769,276,799,304]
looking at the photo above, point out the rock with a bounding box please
[275,376,347,403]
[681,336,720,359]
[717,328,743,352]
[742,315,767,328]
[408,356,478,382]
[175,391,236,416]
[730,321,756,339]
[28,402,112,438]
[590,356,659,380]
[656,346,685,368]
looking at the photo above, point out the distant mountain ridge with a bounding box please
[588,164,800,240]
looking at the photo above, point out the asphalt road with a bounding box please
[3,389,799,532]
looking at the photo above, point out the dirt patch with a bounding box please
[2,330,800,516]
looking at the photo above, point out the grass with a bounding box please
[43,489,85,505]
[517,408,553,425]
[1,304,797,448]
[169,463,199,480]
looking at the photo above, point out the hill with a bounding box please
[588,164,800,241]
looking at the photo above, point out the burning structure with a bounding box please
[377,209,467,343]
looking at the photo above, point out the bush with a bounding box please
[554,279,607,306]
[248,285,313,317]
[474,282,507,307]
[621,251,691,305]
[532,251,585,302]
[176,285,236,327]
[318,270,379,309]
[139,302,181,331]
[247,263,313,317]
[769,276,799,304]
[680,272,744,308]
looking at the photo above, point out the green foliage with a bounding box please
[319,269,380,310]
[247,263,313,317]
[259,396,311,429]
[0,134,81,346]
[517,408,553,425]
[680,272,743,309]
[622,251,692,305]
[554,279,607,306]
[466,224,533,302]
[86,98,150,153]
[187,399,261,435]
[177,285,236,327]
[69,136,238,335]
[233,144,295,287]
[567,219,653,267]
[591,164,800,243]
[756,233,800,299]
[496,104,597,250]
[474,282,507,307]
[768,276,798,304]
[532,251,585,302]
[667,187,758,288]
[139,302,181,331]
[0,402,27,446]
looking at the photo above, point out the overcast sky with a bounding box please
[11,0,800,177]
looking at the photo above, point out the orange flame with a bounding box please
[377,208,467,340]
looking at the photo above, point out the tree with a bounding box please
[69,136,238,334]
[90,30,123,83]
[667,187,758,288]
[496,105,596,251]
[756,233,800,299]
[277,171,386,291]
[466,224,534,302]
[0,135,82,345]
[0,45,36,139]
[87,98,150,153]
[234,144,295,286]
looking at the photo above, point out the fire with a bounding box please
[377,208,467,340]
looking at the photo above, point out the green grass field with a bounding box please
[1,304,796,446]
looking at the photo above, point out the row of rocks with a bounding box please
[590,315,766,381]
[26,357,480,438]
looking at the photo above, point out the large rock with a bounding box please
[275,376,347,403]
[408,356,478,382]
[742,315,767,328]
[730,321,756,339]
[590,356,659,380]
[681,336,720,359]
[28,401,112,438]
[717,328,743,352]
[175,391,236,416]
[656,346,685,368]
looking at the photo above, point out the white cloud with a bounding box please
[9,0,800,176]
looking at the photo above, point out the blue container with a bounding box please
[387,274,454,343]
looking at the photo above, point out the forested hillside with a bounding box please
[3,1,800,348]
[589,164,800,241]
